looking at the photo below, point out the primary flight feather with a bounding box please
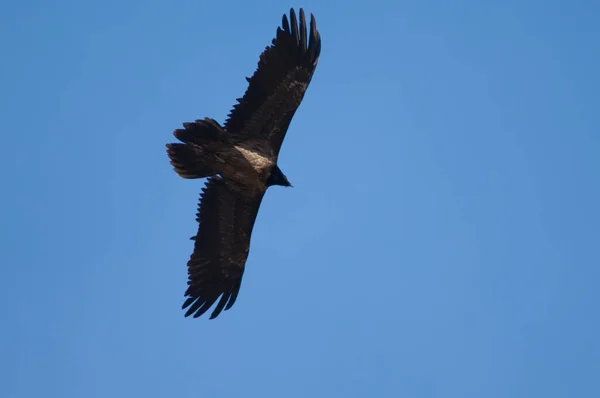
[166,8,321,319]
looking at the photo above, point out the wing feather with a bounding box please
[182,176,265,319]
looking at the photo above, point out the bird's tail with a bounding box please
[166,118,228,179]
[166,143,215,179]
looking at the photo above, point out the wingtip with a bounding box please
[279,8,320,64]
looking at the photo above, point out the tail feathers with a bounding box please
[166,143,215,179]
[173,118,226,146]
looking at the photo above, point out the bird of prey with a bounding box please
[166,8,321,319]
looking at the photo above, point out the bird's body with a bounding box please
[166,8,321,319]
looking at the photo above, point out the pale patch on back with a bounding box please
[235,145,274,172]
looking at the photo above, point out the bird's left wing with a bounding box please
[182,176,265,319]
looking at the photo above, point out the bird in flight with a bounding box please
[166,8,321,319]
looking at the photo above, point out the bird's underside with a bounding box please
[166,8,321,319]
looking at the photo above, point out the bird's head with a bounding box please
[266,165,293,187]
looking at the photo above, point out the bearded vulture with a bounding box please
[166,8,321,319]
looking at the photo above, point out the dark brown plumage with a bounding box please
[166,8,321,319]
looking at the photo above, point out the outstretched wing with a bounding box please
[182,176,265,319]
[224,8,321,157]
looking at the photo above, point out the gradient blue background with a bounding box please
[2,1,599,397]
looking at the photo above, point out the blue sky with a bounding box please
[1,0,599,397]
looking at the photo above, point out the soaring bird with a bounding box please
[166,8,321,319]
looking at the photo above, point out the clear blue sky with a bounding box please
[1,0,599,397]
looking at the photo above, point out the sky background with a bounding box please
[1,0,599,397]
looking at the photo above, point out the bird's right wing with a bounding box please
[224,8,321,157]
[182,176,266,319]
